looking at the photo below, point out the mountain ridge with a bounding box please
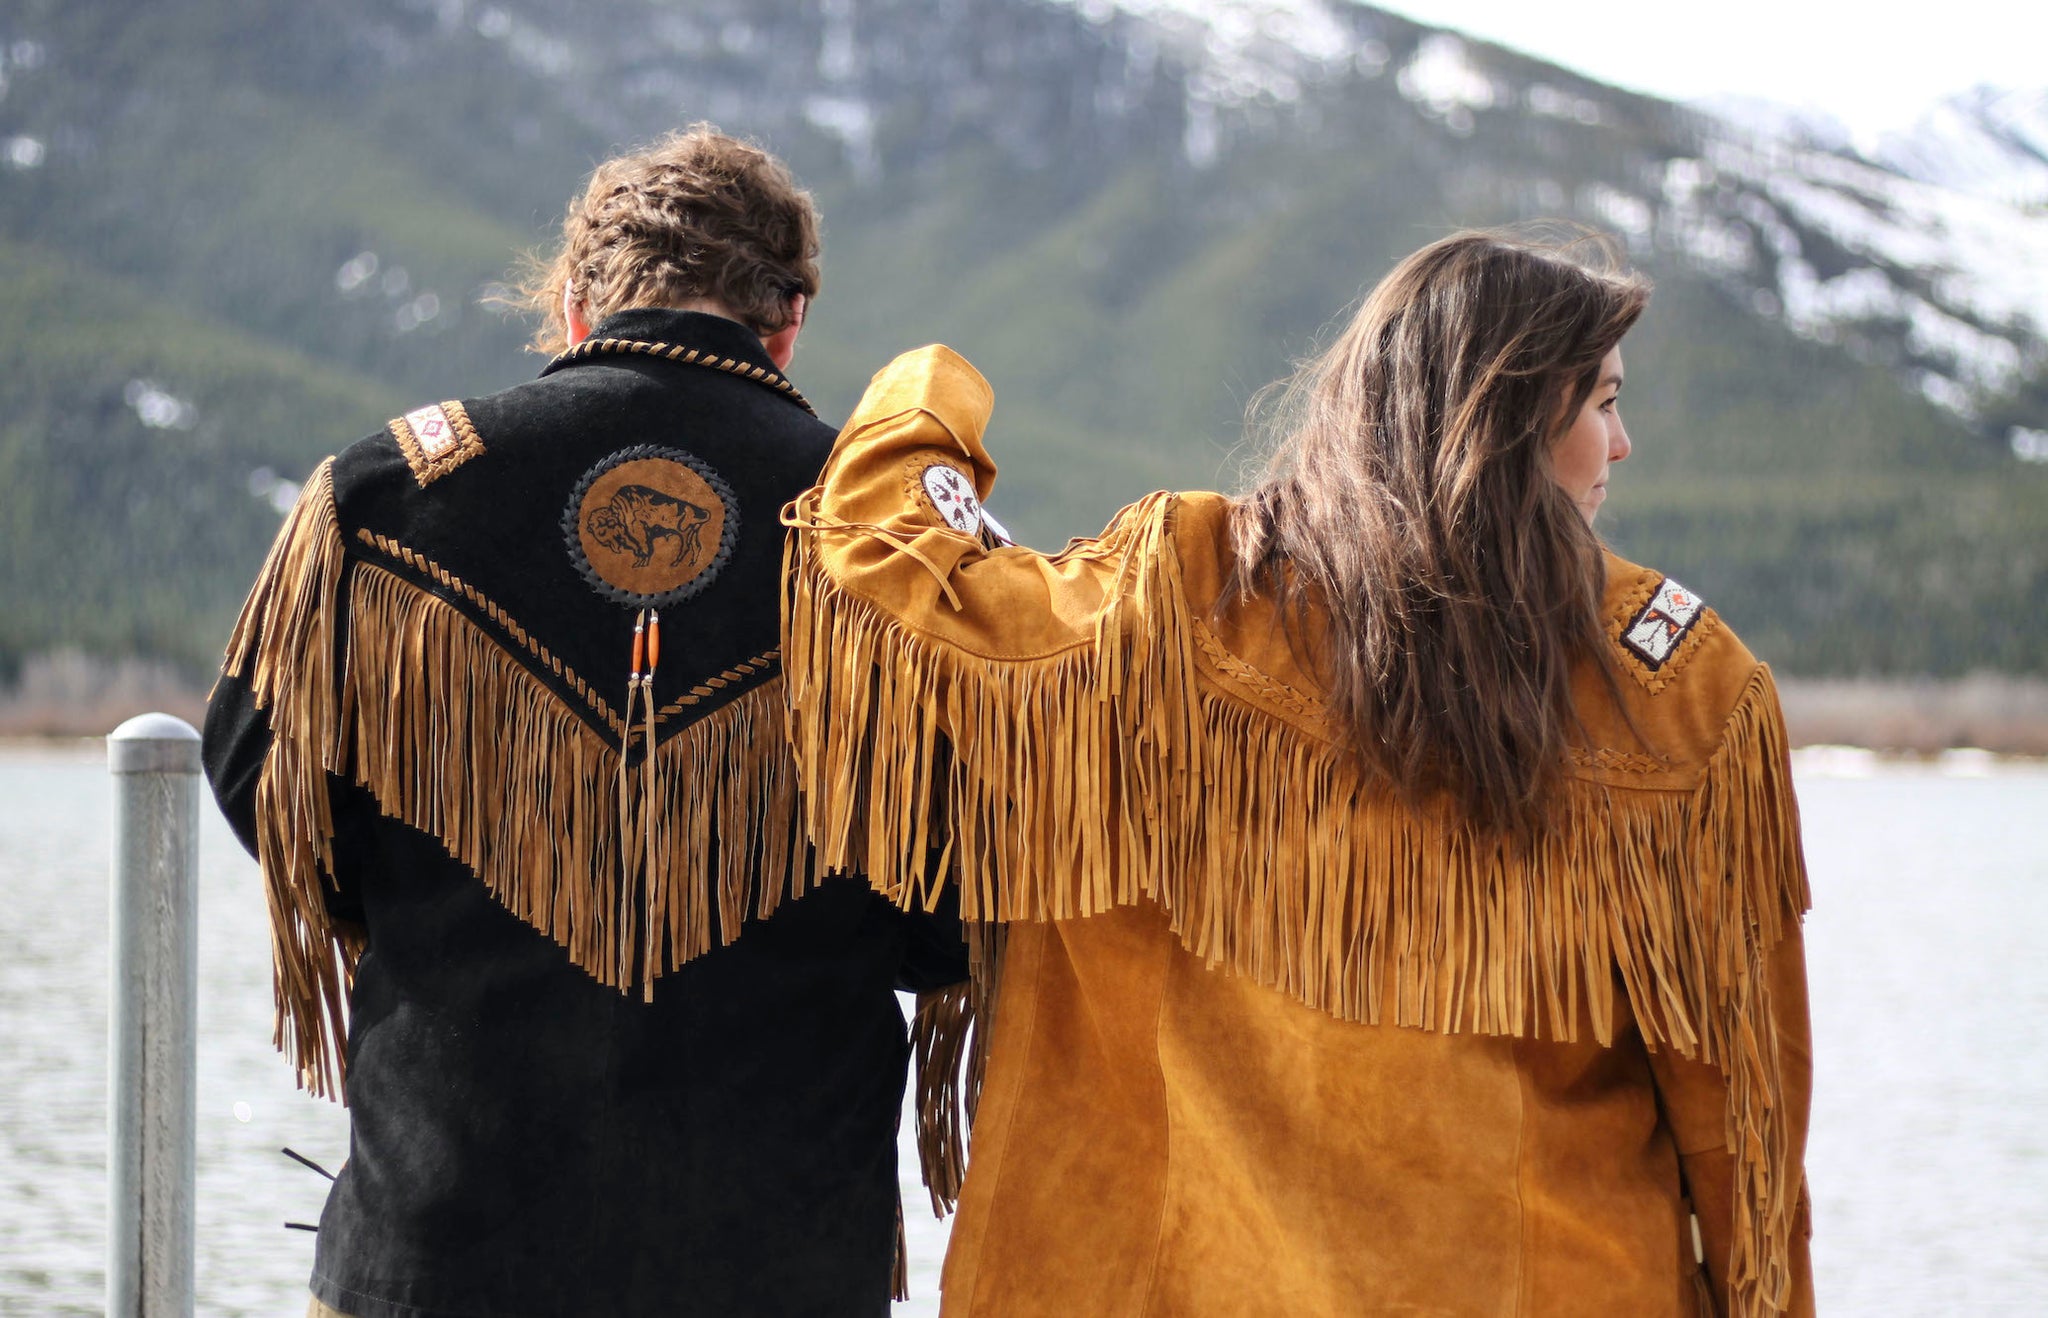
[0,0,2041,683]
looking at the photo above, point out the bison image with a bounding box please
[584,484,712,569]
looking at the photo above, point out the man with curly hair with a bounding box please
[204,124,963,1318]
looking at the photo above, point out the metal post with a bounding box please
[107,713,201,1318]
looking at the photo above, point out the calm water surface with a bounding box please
[1,746,2042,1314]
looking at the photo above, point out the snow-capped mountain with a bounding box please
[1671,102,2048,415]
[1676,82,2048,435]
[1047,0,2048,435]
[2,0,2044,680]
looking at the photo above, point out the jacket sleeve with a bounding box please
[202,673,367,928]
[1650,922,1814,1316]
[209,460,363,1098]
[201,671,270,861]
[785,345,1173,1221]
[892,884,969,994]
[785,345,1136,661]
[781,345,1173,913]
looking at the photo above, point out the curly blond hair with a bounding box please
[515,124,820,354]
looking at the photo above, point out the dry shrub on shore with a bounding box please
[0,650,207,738]
[3,648,2044,755]
[1777,675,2048,756]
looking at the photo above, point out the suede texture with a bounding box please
[785,346,1815,1316]
[206,311,967,1317]
[945,906,1740,1316]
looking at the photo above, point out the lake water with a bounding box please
[2,745,2044,1315]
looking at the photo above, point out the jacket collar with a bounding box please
[541,307,813,415]
[542,308,775,377]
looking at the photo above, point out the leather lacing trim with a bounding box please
[354,528,777,735]
[548,337,816,416]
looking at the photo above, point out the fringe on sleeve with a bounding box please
[222,459,358,1099]
[1690,666,1810,1314]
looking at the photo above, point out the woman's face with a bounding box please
[1552,346,1630,526]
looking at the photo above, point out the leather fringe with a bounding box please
[908,922,1005,1218]
[909,984,972,1217]
[783,494,1810,1316]
[891,1194,910,1302]
[224,459,812,1099]
[225,461,356,1098]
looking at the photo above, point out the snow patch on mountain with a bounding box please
[1659,125,2048,408]
[1690,94,1856,155]
[1652,85,2048,412]
[1396,34,1496,136]
[1875,86,2048,208]
[1526,83,1603,127]
[1584,182,1652,242]
[803,94,879,178]
[1062,0,1363,107]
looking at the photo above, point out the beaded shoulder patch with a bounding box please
[389,401,485,487]
[920,463,986,536]
[1620,577,1706,672]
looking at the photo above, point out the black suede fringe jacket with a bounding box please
[205,309,965,1318]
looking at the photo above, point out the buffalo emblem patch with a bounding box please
[563,446,737,607]
[1621,577,1705,669]
[921,464,984,535]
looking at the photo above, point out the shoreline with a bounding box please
[1774,674,2048,758]
[5,675,2048,758]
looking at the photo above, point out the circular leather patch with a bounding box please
[562,446,738,608]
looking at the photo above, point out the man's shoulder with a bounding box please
[325,389,497,503]
[328,354,839,534]
[332,371,582,492]
[373,396,491,489]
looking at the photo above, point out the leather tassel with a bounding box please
[618,609,646,984]
[221,460,356,1100]
[642,611,660,999]
[908,921,1005,1220]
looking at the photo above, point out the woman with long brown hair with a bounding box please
[783,230,1813,1315]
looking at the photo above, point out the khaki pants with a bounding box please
[306,1297,349,1318]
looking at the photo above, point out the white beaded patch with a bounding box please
[389,399,483,487]
[1626,614,1681,664]
[1622,576,1706,670]
[404,404,459,458]
[1651,578,1703,627]
[921,464,984,535]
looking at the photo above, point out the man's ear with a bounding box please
[761,292,805,370]
[564,283,593,348]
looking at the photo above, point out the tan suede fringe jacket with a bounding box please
[783,346,1815,1316]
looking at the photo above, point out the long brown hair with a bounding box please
[1226,230,1650,833]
